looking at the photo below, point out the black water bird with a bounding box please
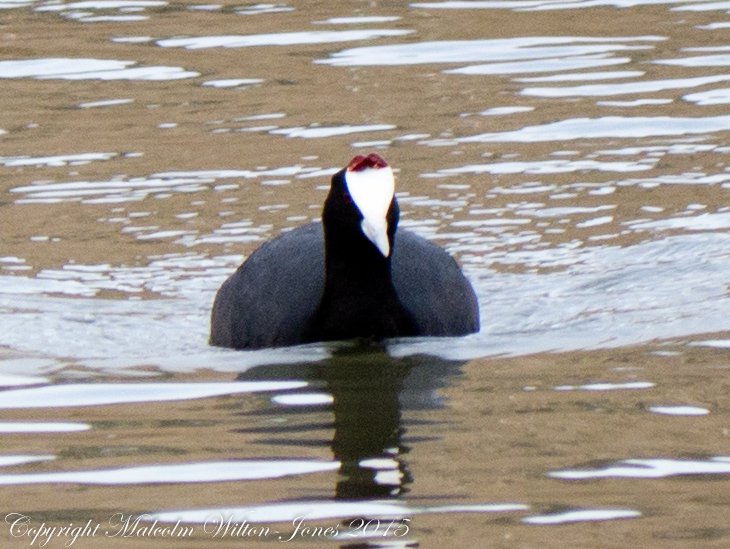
[210,153,479,349]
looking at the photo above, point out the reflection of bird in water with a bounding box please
[327,349,412,499]
[235,349,464,501]
[211,153,479,349]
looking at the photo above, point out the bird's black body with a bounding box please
[210,156,479,350]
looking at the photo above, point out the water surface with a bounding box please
[2,0,730,547]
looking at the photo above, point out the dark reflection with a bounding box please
[236,346,464,501]
[328,348,411,499]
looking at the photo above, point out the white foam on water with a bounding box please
[523,509,641,524]
[0,459,339,485]
[157,30,413,49]
[550,457,730,479]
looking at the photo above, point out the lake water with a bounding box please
[2,0,730,546]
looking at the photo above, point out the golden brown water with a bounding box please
[3,0,730,547]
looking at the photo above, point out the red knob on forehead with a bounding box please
[347,153,389,172]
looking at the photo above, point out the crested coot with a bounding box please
[210,153,479,349]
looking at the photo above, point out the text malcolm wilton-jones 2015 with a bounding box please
[5,512,413,546]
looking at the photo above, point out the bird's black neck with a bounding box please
[312,222,418,343]
[323,230,394,295]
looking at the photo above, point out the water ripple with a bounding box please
[0,58,198,80]
[0,382,307,408]
[317,36,663,66]
[449,115,730,142]
[550,457,730,479]
[0,459,339,485]
[157,30,413,50]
